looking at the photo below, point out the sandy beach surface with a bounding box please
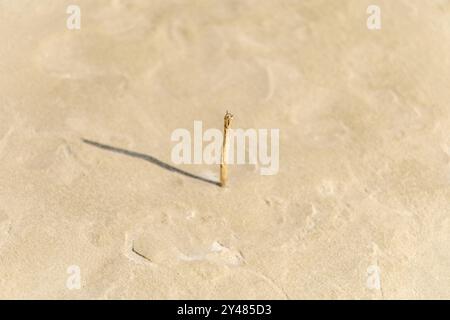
[0,0,449,299]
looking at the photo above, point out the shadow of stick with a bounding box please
[82,139,220,187]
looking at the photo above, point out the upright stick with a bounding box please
[220,111,233,187]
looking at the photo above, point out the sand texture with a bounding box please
[0,0,449,299]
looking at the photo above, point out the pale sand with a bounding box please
[0,0,449,299]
